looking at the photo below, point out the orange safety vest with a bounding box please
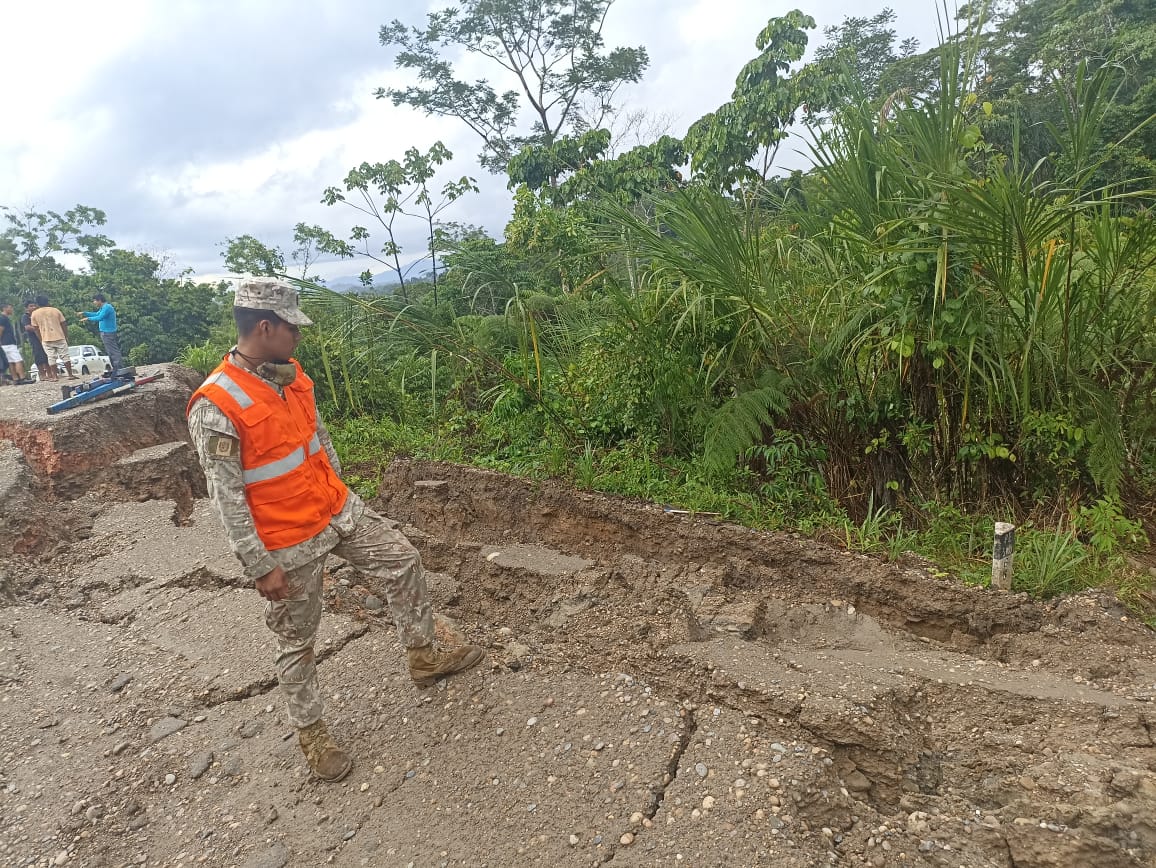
[187,357,349,550]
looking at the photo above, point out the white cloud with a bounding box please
[0,1,152,113]
[674,0,763,44]
[1,0,947,278]
[0,1,151,202]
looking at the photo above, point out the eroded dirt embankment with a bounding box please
[372,462,1156,865]
[0,366,1153,868]
[0,367,206,556]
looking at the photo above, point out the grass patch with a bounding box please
[327,415,1156,620]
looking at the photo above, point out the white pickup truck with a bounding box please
[30,345,114,380]
[65,344,113,375]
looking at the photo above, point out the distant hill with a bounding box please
[323,273,396,292]
[324,268,434,293]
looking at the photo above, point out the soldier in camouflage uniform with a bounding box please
[187,278,483,782]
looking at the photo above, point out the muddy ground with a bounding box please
[1,365,1154,868]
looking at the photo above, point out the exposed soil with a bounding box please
[1,365,1153,867]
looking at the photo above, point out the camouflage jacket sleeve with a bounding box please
[187,397,278,581]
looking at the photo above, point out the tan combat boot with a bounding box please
[298,719,353,782]
[408,643,485,688]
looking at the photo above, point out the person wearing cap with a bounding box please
[185,277,484,782]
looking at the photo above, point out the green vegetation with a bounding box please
[0,208,232,365]
[294,3,1156,614]
[376,0,650,173]
[30,1,1147,614]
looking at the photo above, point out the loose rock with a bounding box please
[241,844,289,868]
[188,751,213,780]
[108,673,132,693]
[148,716,187,744]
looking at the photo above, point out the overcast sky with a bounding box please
[0,0,944,284]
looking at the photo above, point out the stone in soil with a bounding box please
[148,716,187,743]
[240,844,289,868]
[108,673,132,693]
[189,751,213,779]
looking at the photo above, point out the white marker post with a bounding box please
[991,522,1016,590]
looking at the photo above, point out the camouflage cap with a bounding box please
[234,277,313,326]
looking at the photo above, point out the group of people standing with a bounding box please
[0,293,124,385]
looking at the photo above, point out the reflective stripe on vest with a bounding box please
[242,446,304,485]
[187,357,349,551]
[241,431,324,485]
[202,370,254,409]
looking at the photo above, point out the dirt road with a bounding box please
[1,367,1154,867]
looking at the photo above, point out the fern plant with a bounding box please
[702,372,790,477]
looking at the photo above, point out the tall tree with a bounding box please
[220,234,285,276]
[810,9,922,106]
[377,0,649,173]
[683,11,816,193]
[0,205,114,295]
[507,128,686,205]
[320,143,477,303]
[220,226,330,281]
[978,0,1156,190]
[85,248,229,363]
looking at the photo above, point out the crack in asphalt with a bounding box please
[193,624,370,709]
[598,708,698,864]
[647,709,698,822]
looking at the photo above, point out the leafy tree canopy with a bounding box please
[220,225,331,281]
[220,233,285,277]
[377,0,648,173]
[507,129,685,206]
[812,9,920,102]
[974,0,1156,190]
[319,143,477,300]
[0,204,114,295]
[684,11,816,192]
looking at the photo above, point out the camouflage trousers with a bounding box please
[264,508,434,729]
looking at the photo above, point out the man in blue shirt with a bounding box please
[79,293,123,371]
